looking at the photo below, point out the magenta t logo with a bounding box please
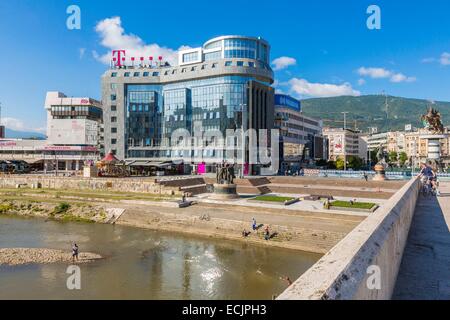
[112,50,126,67]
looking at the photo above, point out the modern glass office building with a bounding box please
[102,35,275,174]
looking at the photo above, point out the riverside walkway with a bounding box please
[393,182,450,299]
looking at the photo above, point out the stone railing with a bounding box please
[277,176,420,300]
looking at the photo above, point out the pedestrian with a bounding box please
[264,226,270,241]
[363,172,368,182]
[72,243,79,263]
[252,218,257,231]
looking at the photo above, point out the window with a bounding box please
[216,111,220,118]
[111,72,117,77]
[212,63,218,68]
[124,72,130,77]
[237,61,244,67]
[182,51,199,63]
[248,62,255,67]
[111,139,117,144]
[181,68,187,73]
[204,51,221,61]
[225,61,232,67]
[111,105,117,111]
[111,94,117,101]
[110,83,117,90]
[152,72,159,76]
[143,72,149,77]
[111,127,117,133]
[111,116,117,123]
[133,72,140,77]
[172,70,177,74]
[201,64,207,70]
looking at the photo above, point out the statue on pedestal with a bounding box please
[216,163,236,185]
[212,162,238,199]
[421,107,444,134]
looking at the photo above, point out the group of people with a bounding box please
[242,218,272,241]
[419,162,440,196]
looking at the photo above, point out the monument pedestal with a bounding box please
[373,163,386,181]
[420,134,448,162]
[210,183,239,200]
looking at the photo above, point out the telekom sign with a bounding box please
[112,50,126,67]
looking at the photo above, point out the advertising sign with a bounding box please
[275,94,301,111]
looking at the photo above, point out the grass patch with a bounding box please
[0,188,175,202]
[53,202,71,215]
[330,200,376,210]
[251,195,295,202]
[0,203,14,214]
[59,214,93,223]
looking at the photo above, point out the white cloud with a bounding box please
[94,16,188,66]
[358,78,366,86]
[390,73,416,83]
[440,52,450,66]
[271,56,297,71]
[287,78,361,98]
[0,117,46,134]
[357,66,416,83]
[421,57,436,64]
[79,48,86,59]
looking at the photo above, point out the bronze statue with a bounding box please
[216,163,235,184]
[376,143,386,164]
[421,106,444,134]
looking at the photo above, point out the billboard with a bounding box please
[48,119,98,146]
[275,94,301,111]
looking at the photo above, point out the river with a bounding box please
[0,216,320,299]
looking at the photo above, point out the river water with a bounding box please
[0,216,320,299]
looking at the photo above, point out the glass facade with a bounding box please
[125,76,265,159]
[126,85,163,155]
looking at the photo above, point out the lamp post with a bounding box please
[341,112,349,171]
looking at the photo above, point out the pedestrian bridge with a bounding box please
[277,177,450,300]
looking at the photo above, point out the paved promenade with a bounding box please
[393,182,450,299]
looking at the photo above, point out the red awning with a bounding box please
[101,152,119,163]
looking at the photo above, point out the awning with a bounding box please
[25,159,44,164]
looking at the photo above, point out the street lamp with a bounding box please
[341,112,349,171]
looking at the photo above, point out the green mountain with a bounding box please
[301,95,450,132]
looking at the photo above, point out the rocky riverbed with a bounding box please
[0,248,103,266]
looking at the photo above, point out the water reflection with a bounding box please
[0,216,320,299]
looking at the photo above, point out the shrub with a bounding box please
[53,202,71,215]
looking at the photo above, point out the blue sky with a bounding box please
[0,0,449,133]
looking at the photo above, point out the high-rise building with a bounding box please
[274,94,325,171]
[323,127,368,162]
[102,35,275,174]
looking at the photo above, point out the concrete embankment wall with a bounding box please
[277,176,420,300]
[0,176,182,196]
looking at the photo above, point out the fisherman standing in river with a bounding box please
[72,243,79,263]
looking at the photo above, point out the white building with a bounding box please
[323,127,368,162]
[0,92,103,172]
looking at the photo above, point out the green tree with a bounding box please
[335,157,345,170]
[370,149,378,164]
[398,152,408,167]
[347,156,363,170]
[388,151,398,165]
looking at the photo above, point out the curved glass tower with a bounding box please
[102,35,275,174]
